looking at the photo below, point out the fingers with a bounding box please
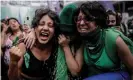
[58,34,70,46]
[24,30,36,49]
[24,35,28,44]
[18,38,24,43]
[24,35,32,48]
[30,39,35,49]
[58,34,66,40]
[10,46,23,57]
[26,38,32,48]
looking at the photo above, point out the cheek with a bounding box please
[35,28,39,36]
[10,26,14,29]
[49,28,55,36]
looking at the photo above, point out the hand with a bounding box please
[24,29,36,49]
[9,46,23,62]
[2,23,8,33]
[58,34,70,47]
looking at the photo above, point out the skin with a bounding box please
[8,14,55,80]
[58,34,83,76]
[35,15,54,44]
[1,22,9,48]
[78,10,133,79]
[23,24,31,34]
[23,10,133,79]
[8,19,23,41]
[8,19,20,32]
[108,15,116,27]
[76,11,96,34]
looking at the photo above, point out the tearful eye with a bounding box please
[48,23,53,28]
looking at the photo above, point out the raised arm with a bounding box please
[58,34,83,76]
[23,28,36,49]
[8,43,26,80]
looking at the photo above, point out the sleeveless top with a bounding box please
[83,29,121,77]
[21,49,57,80]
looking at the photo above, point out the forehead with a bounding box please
[108,15,116,20]
[39,15,53,23]
[9,19,17,23]
[78,11,85,16]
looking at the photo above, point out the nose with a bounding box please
[108,22,113,26]
[79,20,86,27]
[80,20,85,25]
[42,25,49,30]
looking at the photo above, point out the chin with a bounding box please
[38,39,49,44]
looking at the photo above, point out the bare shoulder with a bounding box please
[116,36,126,46]
[116,36,132,57]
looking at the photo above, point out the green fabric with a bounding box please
[105,27,133,63]
[84,27,133,77]
[55,46,68,80]
[59,3,77,35]
[12,36,19,46]
[104,28,119,64]
[24,52,30,69]
[84,44,116,77]
[23,46,68,80]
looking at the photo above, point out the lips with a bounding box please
[79,28,88,32]
[39,32,49,40]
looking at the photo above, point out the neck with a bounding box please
[13,29,21,35]
[32,43,53,61]
[83,27,101,44]
[35,41,52,51]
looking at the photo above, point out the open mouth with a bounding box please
[39,32,49,40]
[79,28,88,32]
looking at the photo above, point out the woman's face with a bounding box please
[35,15,55,44]
[8,19,20,31]
[107,15,116,27]
[23,24,30,33]
[76,11,97,35]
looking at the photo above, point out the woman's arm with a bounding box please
[8,43,26,80]
[58,34,83,76]
[116,36,133,79]
[1,30,8,48]
[1,24,9,48]
[24,28,36,49]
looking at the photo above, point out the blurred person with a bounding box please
[58,3,84,79]
[1,18,23,80]
[8,8,68,80]
[22,3,84,80]
[1,18,10,80]
[128,18,133,41]
[22,24,31,34]
[74,1,133,79]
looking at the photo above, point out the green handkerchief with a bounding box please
[24,52,30,68]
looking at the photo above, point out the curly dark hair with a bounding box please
[32,8,60,37]
[75,1,108,28]
[106,10,116,16]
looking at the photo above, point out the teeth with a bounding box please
[41,33,48,36]
[81,29,87,31]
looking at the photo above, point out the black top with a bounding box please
[21,49,57,80]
